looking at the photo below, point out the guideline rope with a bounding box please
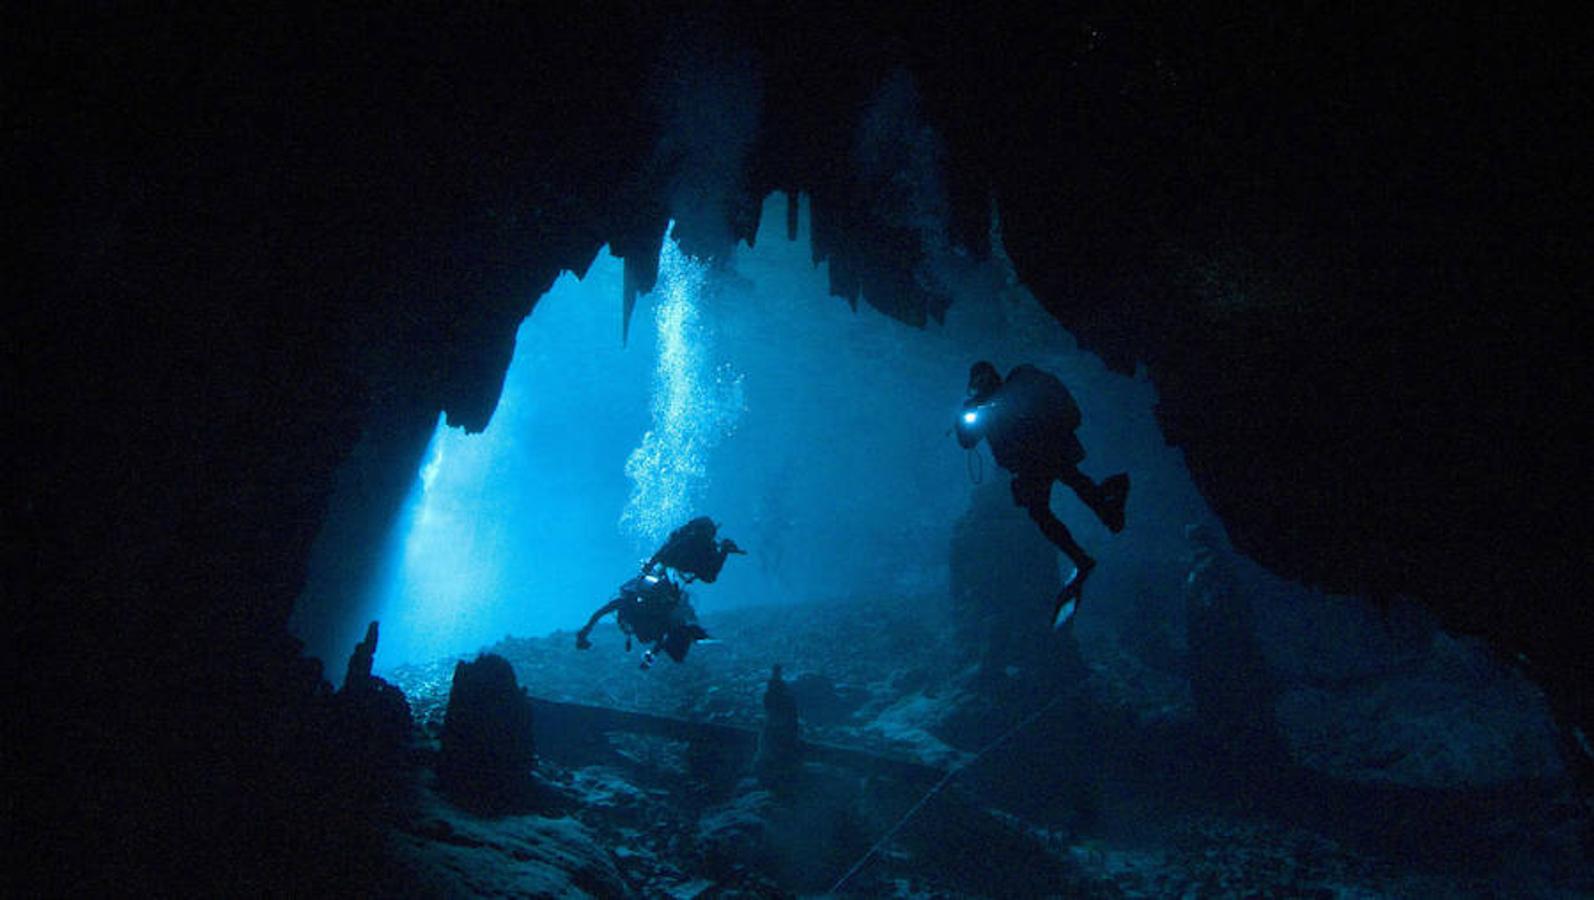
[827,691,1067,895]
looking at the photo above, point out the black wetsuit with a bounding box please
[957,364,1123,571]
[576,573,707,662]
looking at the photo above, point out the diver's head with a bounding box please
[968,361,1002,402]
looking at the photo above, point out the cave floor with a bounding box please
[386,596,1589,898]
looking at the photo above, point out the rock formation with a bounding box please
[948,478,1083,702]
[753,664,802,791]
[330,620,415,803]
[437,654,538,809]
[1182,524,1285,767]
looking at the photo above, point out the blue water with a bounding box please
[298,193,1206,676]
[293,193,1586,896]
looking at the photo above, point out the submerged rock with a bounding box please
[395,794,627,898]
[1183,524,1286,765]
[948,479,1074,691]
[388,595,1591,897]
[754,665,801,791]
[327,620,414,807]
[437,653,538,808]
[1275,630,1566,789]
[786,671,864,726]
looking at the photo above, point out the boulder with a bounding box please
[437,654,537,807]
[395,802,627,898]
[948,479,1083,695]
[787,672,866,726]
[1274,631,1566,789]
[1182,525,1285,765]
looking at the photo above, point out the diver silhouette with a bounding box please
[574,517,745,667]
[955,361,1129,625]
[574,570,708,668]
[643,515,745,584]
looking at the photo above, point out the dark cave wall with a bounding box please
[916,5,1590,729]
[9,8,665,888]
[10,3,1589,887]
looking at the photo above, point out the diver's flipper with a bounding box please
[1052,562,1094,628]
[1052,594,1078,629]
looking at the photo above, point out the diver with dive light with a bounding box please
[955,361,1129,626]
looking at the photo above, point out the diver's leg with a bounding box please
[661,627,692,663]
[1057,466,1128,533]
[1013,473,1094,571]
[1014,473,1097,625]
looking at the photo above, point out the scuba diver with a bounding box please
[955,361,1129,626]
[574,570,708,668]
[642,515,745,584]
[574,517,745,668]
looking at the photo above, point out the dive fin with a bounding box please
[1052,562,1094,628]
[1051,595,1078,629]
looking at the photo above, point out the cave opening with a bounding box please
[15,7,1590,893]
[292,193,1209,679]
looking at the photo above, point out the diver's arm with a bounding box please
[575,597,625,648]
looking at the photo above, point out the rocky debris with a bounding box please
[1079,633,1194,730]
[682,764,1069,896]
[1051,813,1452,898]
[862,690,973,770]
[948,479,1077,690]
[1123,539,1578,792]
[695,790,782,880]
[1182,525,1288,764]
[785,671,866,726]
[1275,633,1567,789]
[404,595,959,759]
[1253,579,1438,688]
[1179,525,1287,780]
[385,594,1590,897]
[836,776,1079,898]
[394,785,627,898]
[437,653,538,809]
[533,761,792,898]
[694,769,880,895]
[1238,562,1568,790]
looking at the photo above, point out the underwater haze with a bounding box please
[292,194,1587,896]
[292,193,1205,677]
